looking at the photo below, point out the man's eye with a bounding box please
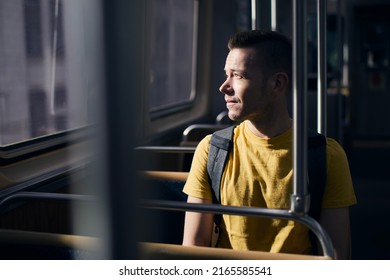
[234,73,243,79]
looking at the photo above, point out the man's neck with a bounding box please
[246,117,292,139]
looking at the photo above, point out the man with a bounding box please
[182,30,357,259]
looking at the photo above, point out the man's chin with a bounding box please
[227,112,244,123]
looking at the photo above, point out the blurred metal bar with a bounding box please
[143,199,335,258]
[102,0,145,259]
[292,0,309,215]
[317,0,327,135]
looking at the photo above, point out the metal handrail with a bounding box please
[0,192,96,212]
[142,199,335,259]
[182,124,228,137]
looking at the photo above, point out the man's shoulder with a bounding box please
[324,137,350,165]
[197,134,212,151]
[325,137,346,152]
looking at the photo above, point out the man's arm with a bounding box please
[319,207,351,259]
[182,196,214,247]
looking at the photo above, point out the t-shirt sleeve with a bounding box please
[322,138,357,208]
[182,135,213,200]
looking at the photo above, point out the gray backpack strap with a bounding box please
[207,126,235,204]
[207,126,235,244]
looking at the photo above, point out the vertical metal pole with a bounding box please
[317,0,327,135]
[251,0,257,30]
[336,0,343,144]
[271,0,277,31]
[292,0,309,215]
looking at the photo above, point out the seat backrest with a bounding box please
[0,192,96,235]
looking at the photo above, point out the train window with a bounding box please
[148,0,197,114]
[0,0,104,147]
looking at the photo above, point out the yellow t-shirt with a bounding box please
[183,121,357,254]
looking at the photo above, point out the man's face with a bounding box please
[219,47,273,123]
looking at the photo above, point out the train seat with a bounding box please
[138,171,188,245]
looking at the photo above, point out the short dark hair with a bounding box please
[227,30,292,79]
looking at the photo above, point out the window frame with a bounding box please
[0,125,92,165]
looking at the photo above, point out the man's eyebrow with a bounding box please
[224,68,245,73]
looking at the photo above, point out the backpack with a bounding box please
[206,125,327,254]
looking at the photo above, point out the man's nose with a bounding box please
[219,79,232,95]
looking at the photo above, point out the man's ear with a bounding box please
[272,72,289,93]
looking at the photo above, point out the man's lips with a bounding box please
[226,99,238,108]
[225,99,238,106]
[225,98,238,104]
